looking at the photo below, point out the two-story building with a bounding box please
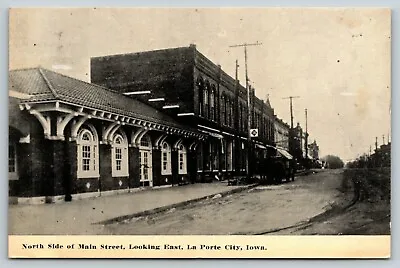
[90,44,277,181]
[274,117,290,151]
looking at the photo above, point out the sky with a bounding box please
[9,8,391,162]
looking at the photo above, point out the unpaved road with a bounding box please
[282,168,391,235]
[103,169,356,235]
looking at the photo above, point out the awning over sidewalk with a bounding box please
[198,129,224,139]
[255,144,266,149]
[277,148,293,160]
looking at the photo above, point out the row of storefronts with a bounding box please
[9,45,317,203]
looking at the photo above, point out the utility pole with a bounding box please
[305,108,308,159]
[229,41,262,180]
[375,137,378,151]
[235,59,239,81]
[234,59,240,173]
[282,96,300,129]
[283,96,300,159]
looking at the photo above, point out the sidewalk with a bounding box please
[9,181,254,235]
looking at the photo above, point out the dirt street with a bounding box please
[283,168,391,235]
[103,169,355,235]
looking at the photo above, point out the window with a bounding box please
[203,86,209,119]
[230,102,234,127]
[221,95,226,125]
[210,90,214,121]
[111,133,129,177]
[239,103,242,130]
[211,85,217,121]
[226,99,231,126]
[8,143,18,180]
[161,141,172,175]
[197,78,203,116]
[77,126,99,178]
[178,144,187,174]
[8,144,16,173]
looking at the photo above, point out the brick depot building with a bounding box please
[9,45,283,203]
[9,67,205,203]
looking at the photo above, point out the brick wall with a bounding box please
[90,46,196,114]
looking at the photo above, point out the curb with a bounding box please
[95,183,258,225]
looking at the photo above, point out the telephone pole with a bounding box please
[305,108,308,159]
[282,96,300,129]
[283,96,300,159]
[229,41,262,180]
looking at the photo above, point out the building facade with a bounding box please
[274,117,290,151]
[9,45,301,202]
[91,44,277,181]
[9,68,205,203]
[308,140,320,160]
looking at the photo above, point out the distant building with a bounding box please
[289,122,304,161]
[308,140,320,160]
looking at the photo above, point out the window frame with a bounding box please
[178,144,187,174]
[8,143,18,180]
[138,134,153,186]
[161,141,172,175]
[77,126,99,179]
[197,78,204,117]
[111,132,129,177]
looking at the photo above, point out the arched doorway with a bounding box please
[139,134,153,187]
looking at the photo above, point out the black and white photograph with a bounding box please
[8,7,391,258]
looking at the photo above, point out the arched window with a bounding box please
[204,82,209,119]
[161,141,172,175]
[229,100,234,127]
[178,144,187,174]
[226,99,231,126]
[197,78,203,117]
[111,132,129,177]
[77,125,99,178]
[210,89,215,121]
[221,95,226,125]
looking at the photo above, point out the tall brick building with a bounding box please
[8,45,287,203]
[91,44,277,182]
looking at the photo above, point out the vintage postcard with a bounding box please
[8,8,391,258]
